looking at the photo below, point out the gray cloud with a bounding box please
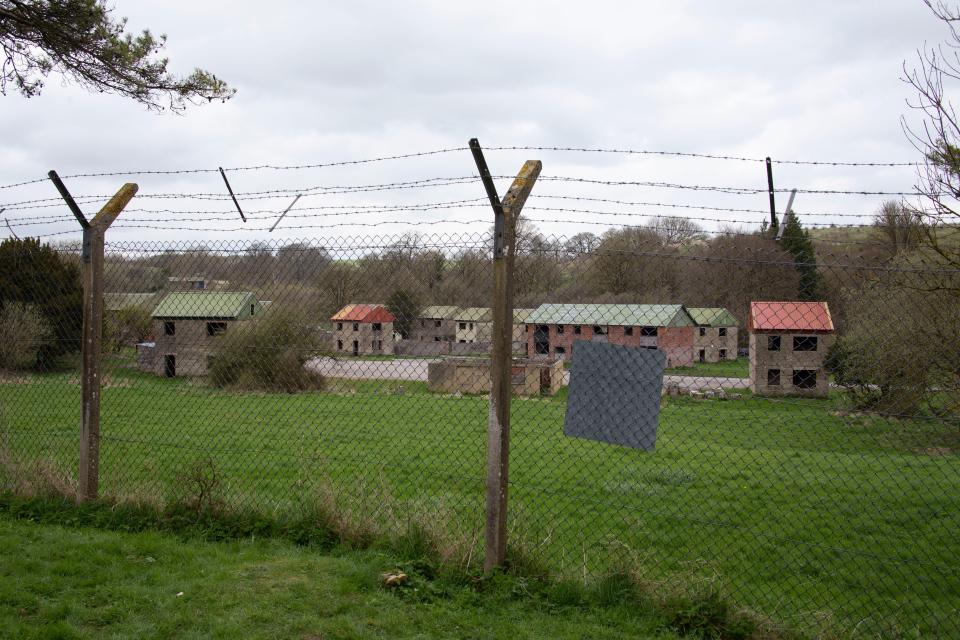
[0,0,947,244]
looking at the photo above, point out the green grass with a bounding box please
[665,358,749,379]
[2,356,959,637]
[0,514,682,640]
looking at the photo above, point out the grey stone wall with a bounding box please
[152,318,232,376]
[749,330,834,397]
[410,317,457,342]
[693,327,739,363]
[331,321,395,355]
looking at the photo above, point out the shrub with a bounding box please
[104,305,152,351]
[209,307,325,392]
[835,272,960,418]
[0,302,53,370]
[0,238,82,368]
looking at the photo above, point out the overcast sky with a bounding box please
[0,1,950,246]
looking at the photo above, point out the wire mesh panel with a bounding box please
[0,228,958,637]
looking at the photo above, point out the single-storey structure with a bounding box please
[525,303,696,367]
[136,341,156,372]
[411,305,461,342]
[331,304,396,355]
[454,307,492,343]
[151,291,262,377]
[165,276,230,291]
[748,301,835,397]
[688,307,739,363]
[427,357,564,397]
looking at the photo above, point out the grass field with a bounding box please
[0,515,681,640]
[2,355,959,637]
[665,358,748,378]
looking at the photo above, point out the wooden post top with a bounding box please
[501,160,542,216]
[91,183,138,230]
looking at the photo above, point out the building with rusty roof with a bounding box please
[748,301,835,397]
[330,304,396,356]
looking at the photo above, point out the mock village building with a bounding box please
[452,307,535,347]
[331,304,396,356]
[512,308,535,345]
[748,301,835,398]
[151,291,262,377]
[411,306,461,342]
[688,307,739,363]
[454,307,492,344]
[524,303,696,367]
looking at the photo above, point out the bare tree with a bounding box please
[901,0,960,267]
[563,232,600,257]
[873,200,924,256]
[647,215,705,246]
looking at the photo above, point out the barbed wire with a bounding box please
[0,145,920,193]
[0,147,473,191]
[532,195,880,219]
[0,176,483,208]
[0,174,925,211]
[0,204,916,230]
[10,216,954,251]
[486,145,920,167]
[0,193,887,220]
[536,175,923,196]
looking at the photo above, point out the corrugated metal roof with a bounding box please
[513,308,536,323]
[419,305,461,320]
[455,307,492,322]
[152,292,260,319]
[748,301,834,332]
[525,304,695,327]
[105,292,157,311]
[687,307,738,327]
[330,303,396,323]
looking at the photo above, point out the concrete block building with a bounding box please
[427,357,564,396]
[688,307,739,363]
[151,291,262,377]
[331,304,396,355]
[411,306,461,342]
[454,307,492,343]
[524,303,696,367]
[512,308,535,345]
[748,301,835,397]
[165,276,230,292]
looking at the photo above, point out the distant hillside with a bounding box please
[808,225,877,244]
[809,223,960,245]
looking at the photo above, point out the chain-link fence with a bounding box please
[1,229,958,637]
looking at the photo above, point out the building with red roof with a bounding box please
[748,301,835,397]
[331,304,396,355]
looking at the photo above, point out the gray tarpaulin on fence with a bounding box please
[563,341,665,451]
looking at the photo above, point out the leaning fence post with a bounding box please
[468,140,541,572]
[49,172,138,502]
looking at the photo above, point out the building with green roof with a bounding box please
[688,307,739,363]
[149,292,262,377]
[524,303,696,367]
